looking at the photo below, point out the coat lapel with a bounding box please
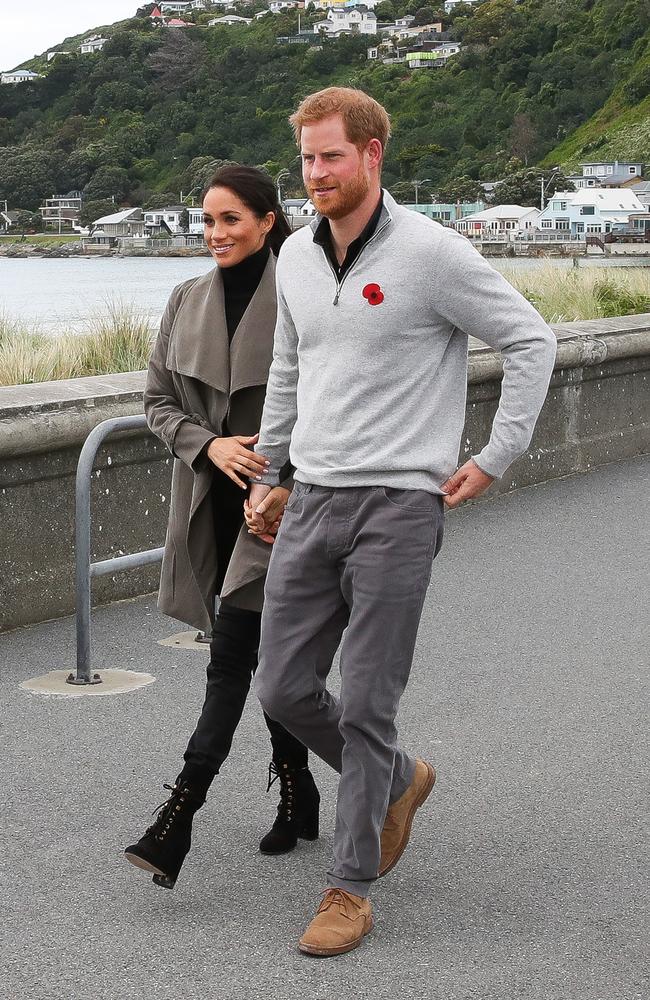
[229,254,277,395]
[165,254,277,398]
[166,267,230,393]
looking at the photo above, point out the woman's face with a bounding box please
[203,186,274,268]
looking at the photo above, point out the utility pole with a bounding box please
[412,178,430,208]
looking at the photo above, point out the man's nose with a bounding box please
[310,157,329,180]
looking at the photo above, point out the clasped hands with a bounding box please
[205,433,286,545]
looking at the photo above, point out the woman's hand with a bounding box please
[206,434,270,489]
[244,486,290,544]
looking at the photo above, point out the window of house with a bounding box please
[629,166,637,174]
[586,224,601,233]
[556,219,570,231]
[606,166,613,174]
[584,167,593,175]
[541,220,553,228]
[580,206,595,215]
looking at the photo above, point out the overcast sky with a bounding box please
[1,2,138,71]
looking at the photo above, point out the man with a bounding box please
[246,87,557,956]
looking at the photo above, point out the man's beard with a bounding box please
[309,167,370,220]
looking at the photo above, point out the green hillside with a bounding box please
[542,33,650,169]
[0,0,648,211]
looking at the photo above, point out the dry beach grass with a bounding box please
[504,263,650,324]
[0,303,154,386]
[0,266,649,385]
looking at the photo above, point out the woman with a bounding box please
[124,166,319,890]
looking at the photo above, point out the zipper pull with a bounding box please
[333,288,340,305]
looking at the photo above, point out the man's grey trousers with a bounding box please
[256,483,444,896]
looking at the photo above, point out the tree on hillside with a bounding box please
[435,175,483,203]
[83,165,130,202]
[148,30,204,93]
[508,113,538,166]
[374,2,396,21]
[0,148,62,212]
[143,192,179,210]
[81,199,117,227]
[490,168,575,208]
[413,7,436,26]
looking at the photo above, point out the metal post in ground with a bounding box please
[67,414,163,685]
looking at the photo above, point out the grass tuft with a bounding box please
[0,304,154,386]
[504,265,650,323]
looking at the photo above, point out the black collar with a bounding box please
[313,194,384,280]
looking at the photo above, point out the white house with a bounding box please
[537,188,646,239]
[270,1,303,11]
[314,7,377,35]
[144,206,205,235]
[208,14,253,24]
[79,36,108,54]
[282,198,316,216]
[91,208,145,238]
[454,204,541,239]
[39,192,83,232]
[160,1,191,12]
[444,0,481,11]
[1,70,41,84]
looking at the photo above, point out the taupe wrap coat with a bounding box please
[144,254,288,631]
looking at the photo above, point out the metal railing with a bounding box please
[68,415,164,685]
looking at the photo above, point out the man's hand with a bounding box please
[244,482,275,542]
[206,434,270,490]
[441,459,494,509]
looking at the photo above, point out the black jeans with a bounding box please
[182,602,308,794]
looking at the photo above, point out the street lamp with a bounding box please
[540,167,561,210]
[275,168,291,205]
[412,178,431,208]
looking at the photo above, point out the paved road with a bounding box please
[1,457,648,1000]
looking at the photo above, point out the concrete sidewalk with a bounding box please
[1,457,648,1000]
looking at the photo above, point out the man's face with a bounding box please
[300,114,372,220]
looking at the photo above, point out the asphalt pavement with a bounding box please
[1,456,648,1000]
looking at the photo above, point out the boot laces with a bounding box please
[144,782,187,841]
[266,761,295,822]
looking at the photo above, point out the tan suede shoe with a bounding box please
[298,888,373,956]
[378,759,436,877]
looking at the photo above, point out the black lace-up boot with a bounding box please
[124,778,206,889]
[258,760,320,855]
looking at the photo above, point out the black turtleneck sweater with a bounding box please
[220,243,270,342]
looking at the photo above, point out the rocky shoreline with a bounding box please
[0,241,210,259]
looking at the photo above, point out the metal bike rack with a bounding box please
[68,415,164,686]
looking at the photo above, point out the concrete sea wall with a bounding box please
[1,315,649,632]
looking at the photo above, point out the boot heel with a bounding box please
[299,815,319,841]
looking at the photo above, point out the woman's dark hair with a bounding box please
[202,164,291,256]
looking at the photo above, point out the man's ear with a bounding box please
[366,138,383,170]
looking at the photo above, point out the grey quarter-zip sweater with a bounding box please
[256,190,557,492]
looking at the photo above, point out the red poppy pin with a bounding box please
[362,282,384,306]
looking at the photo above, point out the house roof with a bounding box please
[93,209,142,225]
[550,189,645,212]
[461,204,539,222]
